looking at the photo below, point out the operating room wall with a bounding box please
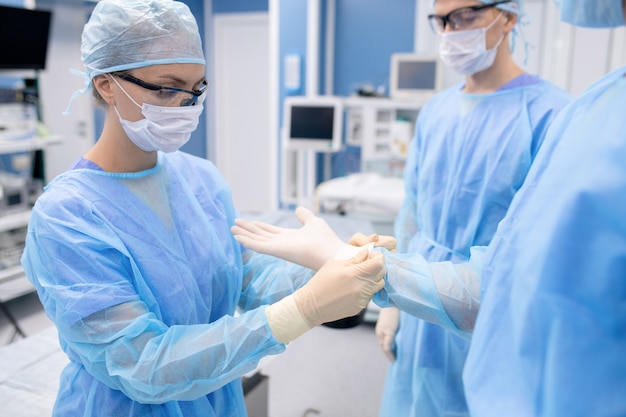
[333,1,416,97]
[212,0,267,13]
[276,0,417,190]
[277,0,416,119]
[0,0,24,6]
[4,0,626,188]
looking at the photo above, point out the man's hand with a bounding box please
[375,307,400,361]
[349,232,397,252]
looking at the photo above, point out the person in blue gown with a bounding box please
[20,1,387,416]
[463,1,626,414]
[232,1,626,415]
[374,1,571,415]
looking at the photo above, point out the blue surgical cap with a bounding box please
[553,0,625,28]
[65,0,205,114]
[82,0,205,78]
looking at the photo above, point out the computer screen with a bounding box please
[389,53,442,101]
[0,6,52,70]
[283,96,343,152]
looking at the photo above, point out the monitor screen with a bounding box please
[290,105,335,141]
[0,6,52,70]
[283,96,343,152]
[396,60,437,90]
[389,53,442,101]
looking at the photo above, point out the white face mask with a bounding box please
[110,76,204,153]
[439,12,505,76]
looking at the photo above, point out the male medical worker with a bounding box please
[374,0,571,416]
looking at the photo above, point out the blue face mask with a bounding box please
[554,0,625,28]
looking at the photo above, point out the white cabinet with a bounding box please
[0,136,60,303]
[344,97,424,177]
[0,209,32,303]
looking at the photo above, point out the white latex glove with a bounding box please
[232,207,356,271]
[375,307,400,361]
[349,232,397,252]
[265,250,386,344]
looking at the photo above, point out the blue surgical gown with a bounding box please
[463,66,626,416]
[378,78,571,417]
[21,151,312,417]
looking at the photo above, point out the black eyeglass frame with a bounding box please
[113,72,208,106]
[427,0,511,33]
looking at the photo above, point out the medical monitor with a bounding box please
[0,5,52,70]
[389,53,443,101]
[283,96,343,153]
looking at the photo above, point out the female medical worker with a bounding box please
[374,0,571,416]
[19,1,387,416]
[233,0,626,415]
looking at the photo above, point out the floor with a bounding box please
[262,322,389,417]
[0,291,390,417]
[0,291,53,346]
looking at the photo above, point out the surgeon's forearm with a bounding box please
[238,250,314,311]
[66,301,282,404]
[373,247,484,335]
[428,260,481,332]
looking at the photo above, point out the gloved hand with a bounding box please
[375,307,400,361]
[265,249,386,344]
[232,207,364,271]
[349,232,397,252]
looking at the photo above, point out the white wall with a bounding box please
[212,13,276,213]
[519,0,625,97]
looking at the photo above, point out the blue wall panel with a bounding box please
[0,0,24,7]
[333,0,415,178]
[278,0,415,100]
[179,0,207,158]
[278,0,308,122]
[334,0,415,97]
[213,0,268,14]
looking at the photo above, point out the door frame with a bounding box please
[208,9,279,212]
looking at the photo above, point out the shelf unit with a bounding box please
[0,136,60,154]
[0,209,31,234]
[0,136,59,303]
[344,97,424,177]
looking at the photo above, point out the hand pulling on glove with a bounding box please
[265,249,386,344]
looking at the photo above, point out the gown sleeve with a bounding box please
[237,248,314,312]
[373,246,487,337]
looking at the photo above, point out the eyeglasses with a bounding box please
[114,72,208,107]
[428,1,510,34]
